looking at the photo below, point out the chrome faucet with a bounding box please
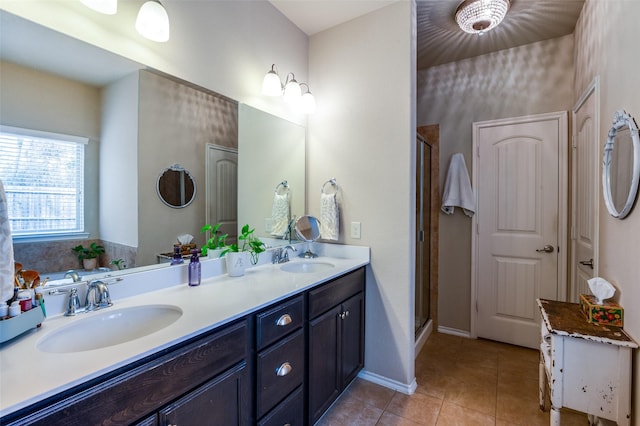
[85,280,112,311]
[272,245,297,264]
[64,270,81,283]
[282,216,297,244]
[49,280,113,316]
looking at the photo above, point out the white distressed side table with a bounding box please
[537,298,638,425]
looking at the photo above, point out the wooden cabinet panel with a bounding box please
[256,329,304,418]
[340,293,365,388]
[308,305,341,424]
[256,295,304,350]
[158,362,251,426]
[257,386,304,426]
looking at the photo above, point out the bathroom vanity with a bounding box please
[537,298,638,426]
[0,245,368,425]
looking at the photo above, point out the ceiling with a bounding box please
[270,0,586,69]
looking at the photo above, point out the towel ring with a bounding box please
[321,178,339,195]
[275,180,289,194]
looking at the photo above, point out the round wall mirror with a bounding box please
[157,164,196,208]
[602,110,640,219]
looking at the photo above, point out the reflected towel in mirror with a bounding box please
[0,179,15,300]
[320,192,339,240]
[271,193,290,236]
[441,153,475,217]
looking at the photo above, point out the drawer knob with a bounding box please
[276,362,292,377]
[276,313,292,326]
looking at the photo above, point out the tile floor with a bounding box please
[316,332,589,425]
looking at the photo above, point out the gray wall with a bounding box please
[417,35,575,332]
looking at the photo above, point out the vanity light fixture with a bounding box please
[261,64,316,114]
[136,0,170,42]
[283,73,302,103]
[80,0,117,15]
[300,83,316,115]
[455,0,510,35]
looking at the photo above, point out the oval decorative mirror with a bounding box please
[602,110,640,219]
[157,164,196,208]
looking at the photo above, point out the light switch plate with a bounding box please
[350,222,361,239]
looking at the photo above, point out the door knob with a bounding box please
[579,258,594,269]
[536,245,555,253]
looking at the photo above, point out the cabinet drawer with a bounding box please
[309,267,365,319]
[257,295,304,350]
[258,386,304,426]
[257,329,304,418]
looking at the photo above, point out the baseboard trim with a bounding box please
[437,325,471,338]
[358,370,417,395]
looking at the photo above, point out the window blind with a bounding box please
[0,126,87,237]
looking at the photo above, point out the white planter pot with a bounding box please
[225,252,248,277]
[83,258,97,271]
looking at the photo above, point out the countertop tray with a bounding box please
[0,306,46,344]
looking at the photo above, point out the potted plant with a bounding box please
[72,242,105,271]
[220,224,266,277]
[200,223,228,257]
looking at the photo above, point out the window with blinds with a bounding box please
[0,125,88,238]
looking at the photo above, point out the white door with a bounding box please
[571,79,599,302]
[473,112,568,349]
[206,144,238,243]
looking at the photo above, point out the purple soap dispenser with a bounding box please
[188,249,201,286]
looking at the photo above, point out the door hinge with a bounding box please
[572,134,577,148]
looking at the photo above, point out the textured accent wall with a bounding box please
[417,35,574,332]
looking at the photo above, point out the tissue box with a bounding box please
[580,294,624,327]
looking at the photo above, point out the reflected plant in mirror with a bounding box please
[200,223,228,256]
[602,110,640,219]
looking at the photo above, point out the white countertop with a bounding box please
[0,242,369,417]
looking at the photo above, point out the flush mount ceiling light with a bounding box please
[261,64,316,114]
[136,0,170,42]
[80,0,117,15]
[455,0,510,35]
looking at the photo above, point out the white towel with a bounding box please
[270,192,290,236]
[320,192,339,240]
[441,153,475,217]
[0,179,15,302]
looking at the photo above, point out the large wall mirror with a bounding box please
[1,10,306,280]
[602,110,640,219]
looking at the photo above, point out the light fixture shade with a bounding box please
[80,0,117,14]
[455,0,510,35]
[301,92,316,114]
[136,0,170,42]
[262,68,282,96]
[283,78,302,103]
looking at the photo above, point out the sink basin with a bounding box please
[280,262,335,274]
[37,305,183,353]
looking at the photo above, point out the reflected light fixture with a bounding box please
[262,64,283,96]
[80,0,117,15]
[455,0,510,35]
[261,64,316,114]
[136,0,170,42]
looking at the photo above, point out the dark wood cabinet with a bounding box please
[2,267,366,426]
[3,319,250,426]
[307,268,365,425]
